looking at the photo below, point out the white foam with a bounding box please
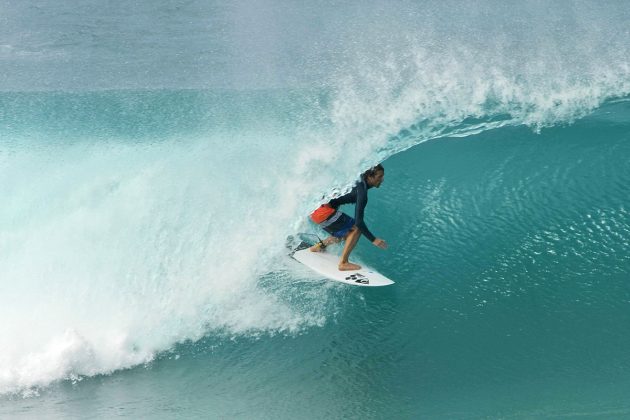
[0,133,337,396]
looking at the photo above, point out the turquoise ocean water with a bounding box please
[2,1,630,418]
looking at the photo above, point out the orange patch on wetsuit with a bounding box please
[310,204,335,224]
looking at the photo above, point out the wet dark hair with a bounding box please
[362,164,384,179]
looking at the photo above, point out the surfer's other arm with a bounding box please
[353,177,387,249]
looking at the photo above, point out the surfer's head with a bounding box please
[363,164,384,188]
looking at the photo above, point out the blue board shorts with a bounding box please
[322,212,355,238]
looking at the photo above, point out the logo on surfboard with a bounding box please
[345,273,369,284]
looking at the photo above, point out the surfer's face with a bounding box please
[368,170,384,188]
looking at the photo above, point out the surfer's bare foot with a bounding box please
[338,262,361,271]
[310,237,340,252]
[309,242,325,252]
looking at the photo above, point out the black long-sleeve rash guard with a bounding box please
[327,177,376,243]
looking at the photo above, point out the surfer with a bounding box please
[309,164,388,271]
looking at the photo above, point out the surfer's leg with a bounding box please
[338,226,362,271]
[309,236,340,252]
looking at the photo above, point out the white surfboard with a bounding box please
[292,248,395,287]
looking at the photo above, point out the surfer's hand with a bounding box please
[373,238,388,249]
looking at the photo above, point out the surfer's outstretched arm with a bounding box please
[353,180,376,243]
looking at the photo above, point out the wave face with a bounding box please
[0,90,337,394]
[1,0,630,412]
